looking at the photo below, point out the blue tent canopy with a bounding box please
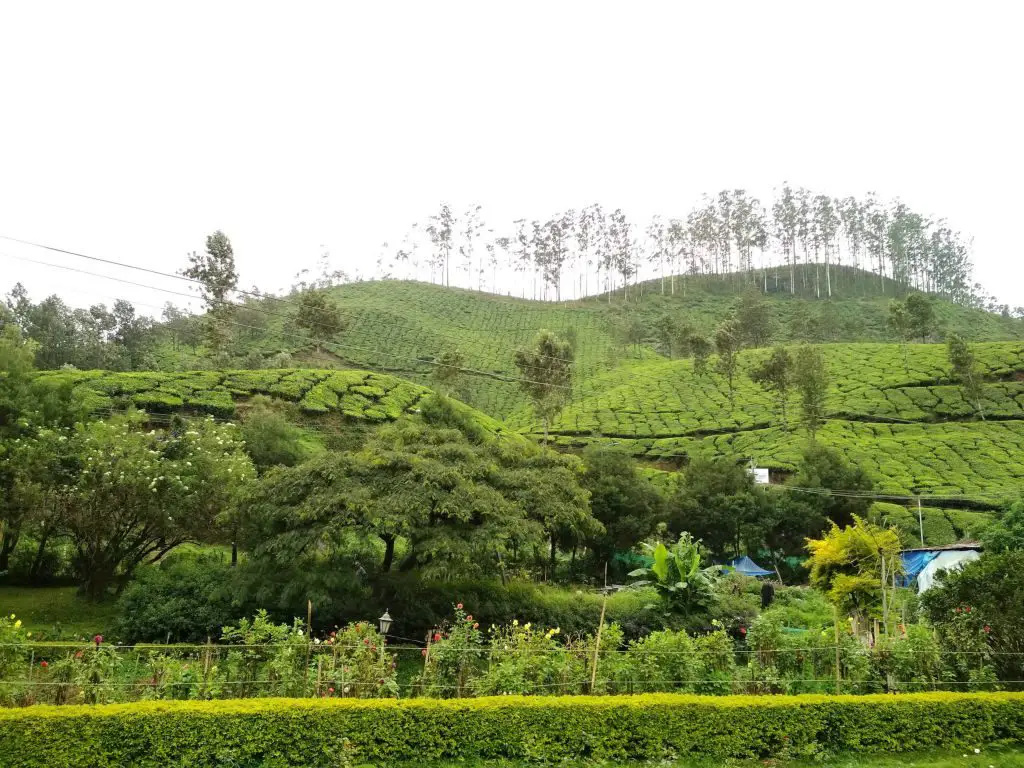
[899,551,940,587]
[728,556,773,577]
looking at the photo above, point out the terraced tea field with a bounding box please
[538,342,1024,506]
[30,368,512,438]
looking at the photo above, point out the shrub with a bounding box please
[114,553,243,644]
[0,692,1022,766]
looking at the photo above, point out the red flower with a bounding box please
[94,634,103,646]
[965,606,972,613]
[433,633,441,642]
[363,638,370,645]
[984,625,992,634]
[40,661,48,668]
[739,626,747,636]
[465,615,473,622]
[456,603,463,610]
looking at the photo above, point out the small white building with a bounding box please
[900,543,982,594]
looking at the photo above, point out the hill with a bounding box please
[30,368,514,447]
[152,267,1024,424]
[137,269,1024,516]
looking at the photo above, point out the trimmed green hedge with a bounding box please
[1,692,1022,766]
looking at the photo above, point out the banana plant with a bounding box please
[628,532,722,616]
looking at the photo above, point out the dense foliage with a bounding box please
[1,692,1021,766]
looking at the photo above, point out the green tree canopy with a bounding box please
[514,330,573,444]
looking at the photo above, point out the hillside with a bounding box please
[138,270,1024,514]
[30,368,514,445]
[152,268,1024,424]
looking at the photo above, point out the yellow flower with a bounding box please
[26,632,31,638]
[524,623,531,631]
[512,619,518,626]
[13,620,21,629]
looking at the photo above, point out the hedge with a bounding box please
[1,692,1022,767]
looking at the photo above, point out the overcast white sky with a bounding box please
[1,1,1021,314]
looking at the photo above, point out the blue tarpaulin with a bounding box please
[899,551,940,587]
[728,555,773,577]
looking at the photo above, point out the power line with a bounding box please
[1,253,573,393]
[0,239,580,367]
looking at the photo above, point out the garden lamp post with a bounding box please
[378,610,393,664]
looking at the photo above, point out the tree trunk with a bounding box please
[549,535,557,574]
[29,529,52,579]
[231,541,238,567]
[382,536,396,573]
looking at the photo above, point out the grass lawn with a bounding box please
[395,751,1024,767]
[0,586,115,640]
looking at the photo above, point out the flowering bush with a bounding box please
[317,621,397,699]
[417,604,485,697]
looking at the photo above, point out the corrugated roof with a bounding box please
[901,541,982,553]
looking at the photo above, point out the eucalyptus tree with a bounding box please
[839,196,866,275]
[513,219,532,297]
[530,220,549,300]
[731,191,769,279]
[426,204,455,286]
[811,195,840,297]
[609,208,633,300]
[864,193,890,290]
[666,217,690,293]
[459,204,483,288]
[772,184,801,294]
[646,215,668,294]
[575,204,596,297]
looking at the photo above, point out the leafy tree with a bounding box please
[689,335,712,376]
[514,330,573,444]
[427,203,455,286]
[714,319,742,406]
[793,344,828,438]
[431,347,467,397]
[735,288,772,347]
[628,533,721,617]
[652,313,685,358]
[806,516,903,630]
[786,443,873,528]
[581,445,664,577]
[49,414,255,597]
[750,346,793,429]
[887,299,912,372]
[111,300,152,369]
[946,332,986,420]
[921,551,1024,682]
[242,419,590,579]
[905,293,936,342]
[182,230,239,354]
[670,457,768,559]
[982,498,1024,553]
[293,289,346,351]
[239,397,320,473]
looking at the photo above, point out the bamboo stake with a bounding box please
[833,607,842,695]
[590,595,607,693]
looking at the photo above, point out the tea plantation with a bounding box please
[117,277,1024,511]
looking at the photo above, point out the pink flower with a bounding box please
[955,607,961,613]
[984,625,992,634]
[421,649,428,657]
[472,623,479,630]
[739,626,747,636]
[363,638,370,645]
[965,606,972,613]
[74,651,83,659]
[328,687,335,694]
[456,603,463,610]
[433,633,441,643]
[94,634,103,646]
[465,615,473,622]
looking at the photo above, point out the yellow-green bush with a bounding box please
[0,692,1022,766]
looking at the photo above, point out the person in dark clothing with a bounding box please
[761,581,775,610]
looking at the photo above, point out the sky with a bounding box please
[1,1,1021,314]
